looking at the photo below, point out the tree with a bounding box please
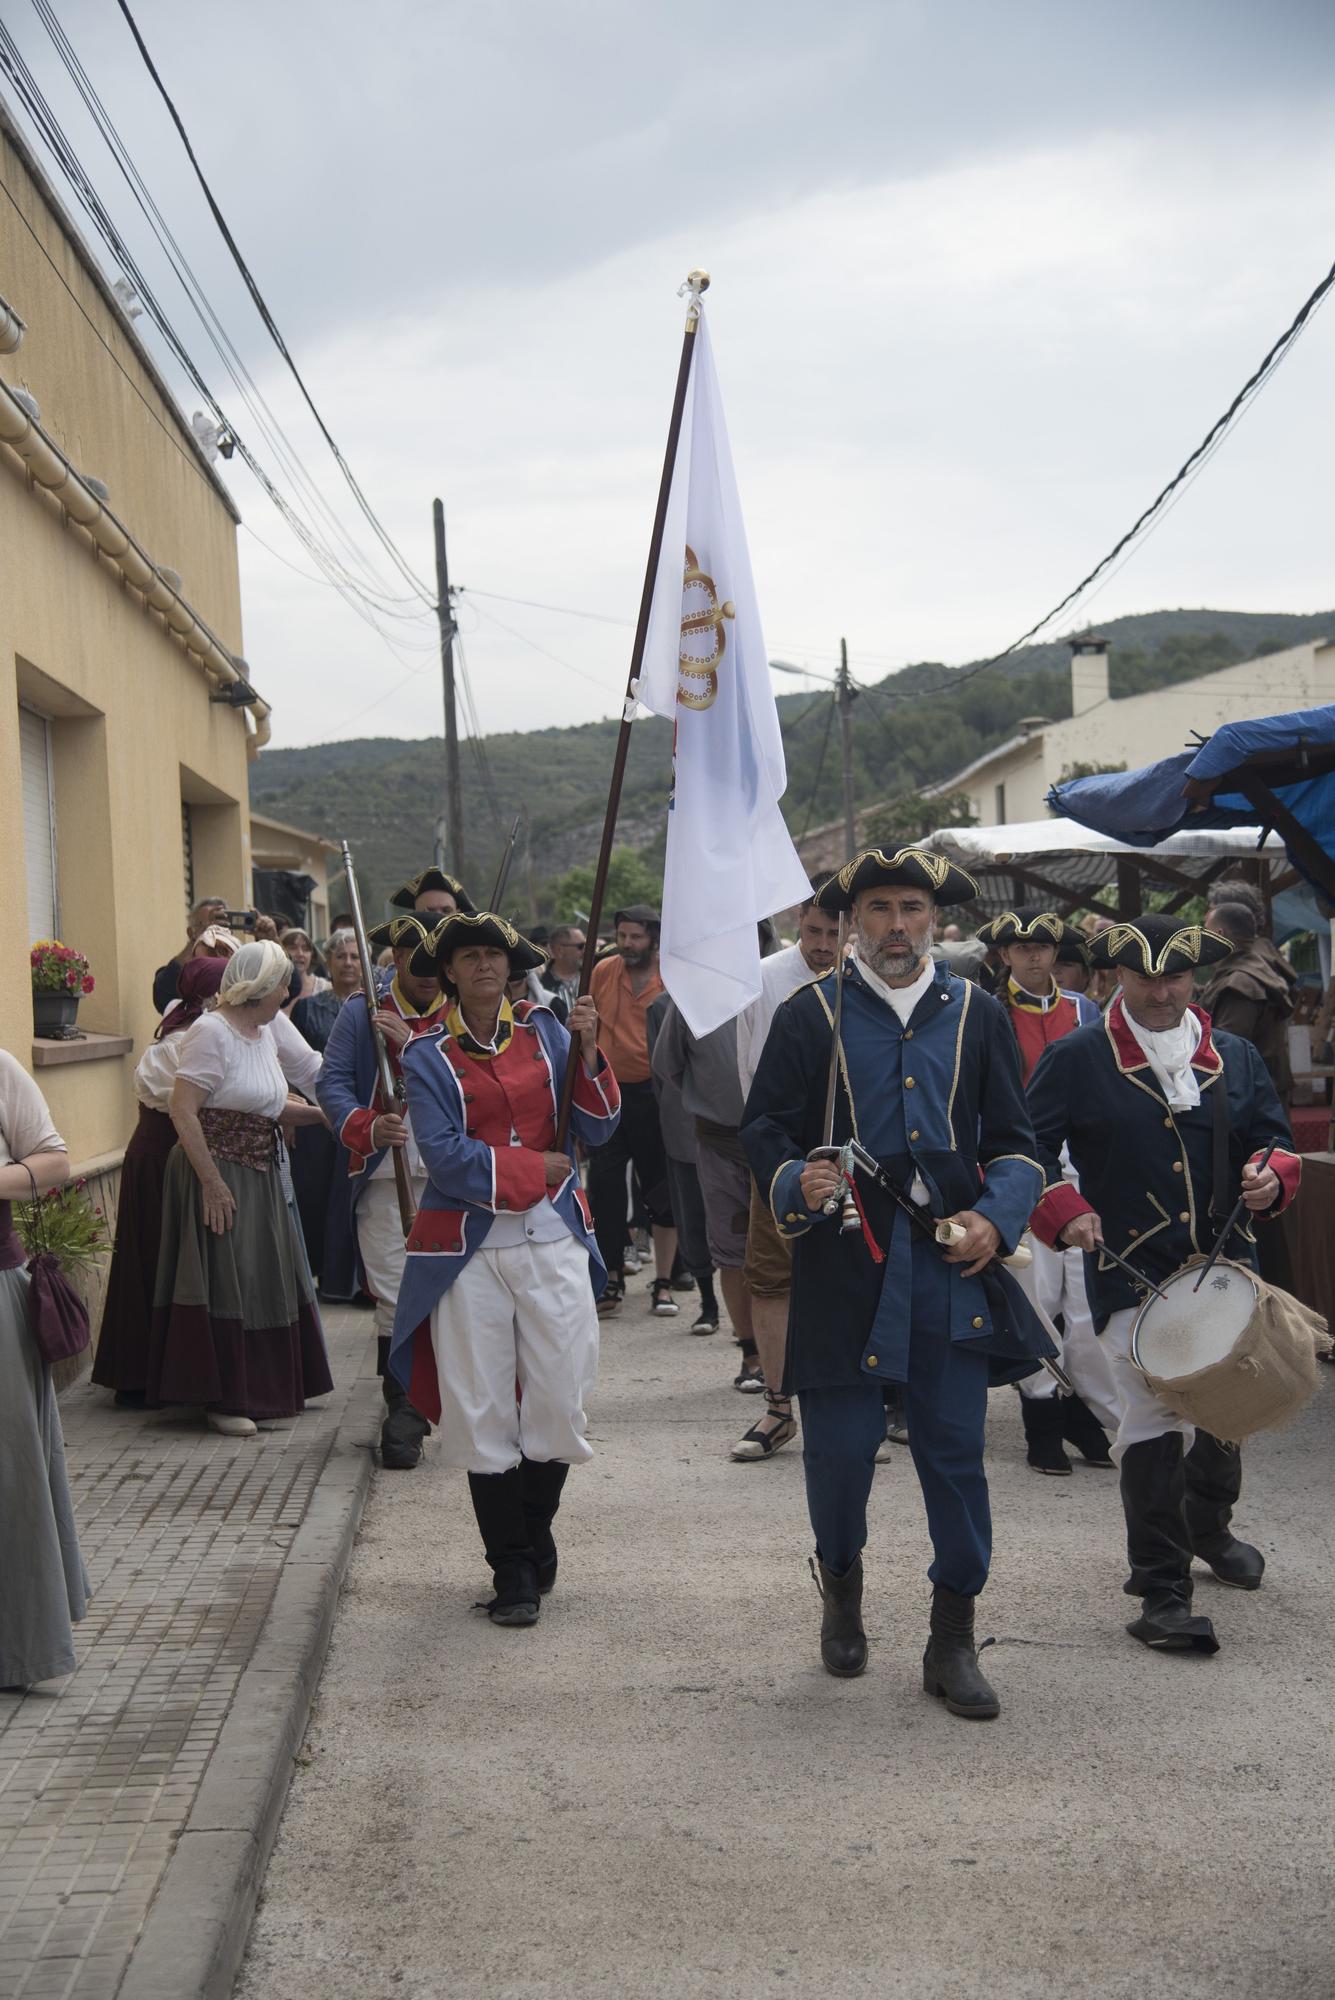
[551,847,662,927]
[862,789,976,851]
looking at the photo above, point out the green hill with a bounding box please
[250,607,1333,919]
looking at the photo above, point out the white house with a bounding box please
[925,634,1335,825]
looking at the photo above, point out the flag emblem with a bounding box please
[677,544,734,710]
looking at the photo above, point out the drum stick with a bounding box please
[1096,1240,1170,1303]
[1193,1140,1278,1292]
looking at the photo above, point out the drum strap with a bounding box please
[1209,1069,1235,1227]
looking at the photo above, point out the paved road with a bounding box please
[238,1275,1335,2000]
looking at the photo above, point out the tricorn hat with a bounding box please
[367,912,433,952]
[409,911,546,983]
[389,867,475,915]
[1090,915,1233,975]
[976,906,1064,951]
[1055,923,1092,968]
[813,847,978,913]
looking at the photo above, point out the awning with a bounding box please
[1048,704,1335,902]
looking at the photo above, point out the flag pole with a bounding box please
[553,268,709,1146]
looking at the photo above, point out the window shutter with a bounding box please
[20,704,58,942]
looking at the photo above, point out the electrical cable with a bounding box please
[799,697,837,842]
[867,245,1335,702]
[26,0,430,622]
[110,0,434,605]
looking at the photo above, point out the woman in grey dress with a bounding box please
[0,1049,90,1692]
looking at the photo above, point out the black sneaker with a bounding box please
[689,1310,719,1335]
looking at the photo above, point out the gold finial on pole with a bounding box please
[680,268,711,326]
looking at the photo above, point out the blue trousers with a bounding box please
[798,1316,992,1596]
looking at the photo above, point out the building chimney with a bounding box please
[1069,634,1109,717]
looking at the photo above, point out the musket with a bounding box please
[340,840,417,1239]
[489,812,523,914]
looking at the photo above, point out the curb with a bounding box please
[118,1375,384,2000]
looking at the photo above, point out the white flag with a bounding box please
[637,310,811,1036]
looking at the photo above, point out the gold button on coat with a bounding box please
[909,1129,920,1141]
[1172,1161,1183,1173]
[1179,1211,1190,1223]
[866,1354,878,1367]
[905,1077,915,1089]
[971,1316,984,1329]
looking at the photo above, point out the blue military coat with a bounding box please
[741,958,1048,1390]
[1026,995,1300,1323]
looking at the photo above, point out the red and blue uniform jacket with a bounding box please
[315,979,448,1203]
[388,1000,620,1421]
[1026,995,1300,1323]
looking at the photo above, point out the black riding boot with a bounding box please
[922,1586,1000,1719]
[809,1555,867,1678]
[376,1334,430,1470]
[1061,1392,1115,1468]
[1184,1432,1264,1589]
[1020,1393,1072,1475]
[521,1457,569,1595]
[466,1468,541,1626]
[1120,1435,1219,1653]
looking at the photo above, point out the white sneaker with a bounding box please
[207,1411,258,1437]
[622,1245,643,1274]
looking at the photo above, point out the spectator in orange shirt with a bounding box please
[587,906,678,1316]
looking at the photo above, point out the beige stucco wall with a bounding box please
[1,112,253,1166]
[960,641,1335,825]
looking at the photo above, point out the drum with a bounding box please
[1131,1257,1331,1441]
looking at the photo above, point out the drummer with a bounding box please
[1026,914,1301,1656]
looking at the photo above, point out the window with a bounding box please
[993,781,1007,824]
[19,703,58,941]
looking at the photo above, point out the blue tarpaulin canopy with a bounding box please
[1049,704,1335,903]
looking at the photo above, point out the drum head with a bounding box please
[1131,1263,1259,1381]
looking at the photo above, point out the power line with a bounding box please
[799,697,837,842]
[869,245,1335,703]
[458,586,633,629]
[111,0,433,606]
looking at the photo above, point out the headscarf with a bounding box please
[192,925,241,959]
[157,953,229,1039]
[217,939,293,1007]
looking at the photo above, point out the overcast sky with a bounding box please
[8,0,1335,746]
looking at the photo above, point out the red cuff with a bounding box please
[493,1147,549,1213]
[573,1052,620,1119]
[341,1106,380,1158]
[1030,1180,1093,1249]
[1257,1146,1302,1215]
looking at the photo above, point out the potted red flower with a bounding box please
[31,938,95,1040]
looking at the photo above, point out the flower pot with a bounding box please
[33,990,81,1040]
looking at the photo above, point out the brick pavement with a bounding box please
[0,1303,376,2000]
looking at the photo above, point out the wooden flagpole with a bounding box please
[553,269,709,1146]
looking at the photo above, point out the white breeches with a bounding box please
[1100,1306,1195,1462]
[429,1234,599,1475]
[1015,1237,1120,1431]
[356,1175,422,1344]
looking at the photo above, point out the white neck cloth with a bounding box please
[853,948,936,1027]
[1124,1003,1202,1110]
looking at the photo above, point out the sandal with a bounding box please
[731,1392,798,1461]
[596,1273,625,1317]
[733,1357,765,1392]
[650,1278,679,1318]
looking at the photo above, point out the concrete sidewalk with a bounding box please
[0,1303,380,2000]
[238,1273,1335,2000]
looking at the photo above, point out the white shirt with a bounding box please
[134,1036,186,1112]
[736,944,827,1095]
[1124,1005,1203,1110]
[174,1008,323,1119]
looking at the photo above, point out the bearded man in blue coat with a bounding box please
[741,849,1046,1721]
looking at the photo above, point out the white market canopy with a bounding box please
[922,816,1289,921]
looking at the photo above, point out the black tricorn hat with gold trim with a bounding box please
[813,846,979,913]
[388,867,476,915]
[367,912,433,952]
[1090,914,1232,975]
[976,906,1064,951]
[1056,922,1092,968]
[409,911,546,982]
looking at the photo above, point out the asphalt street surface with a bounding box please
[238,1270,1335,2000]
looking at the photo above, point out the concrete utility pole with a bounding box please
[836,635,858,857]
[433,498,466,878]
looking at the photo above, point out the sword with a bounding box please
[816,915,861,1234]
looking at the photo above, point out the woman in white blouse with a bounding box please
[147,941,333,1437]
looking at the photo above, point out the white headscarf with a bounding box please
[217,939,292,1008]
[1123,1003,1202,1111]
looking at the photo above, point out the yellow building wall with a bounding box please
[1,112,253,1167]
